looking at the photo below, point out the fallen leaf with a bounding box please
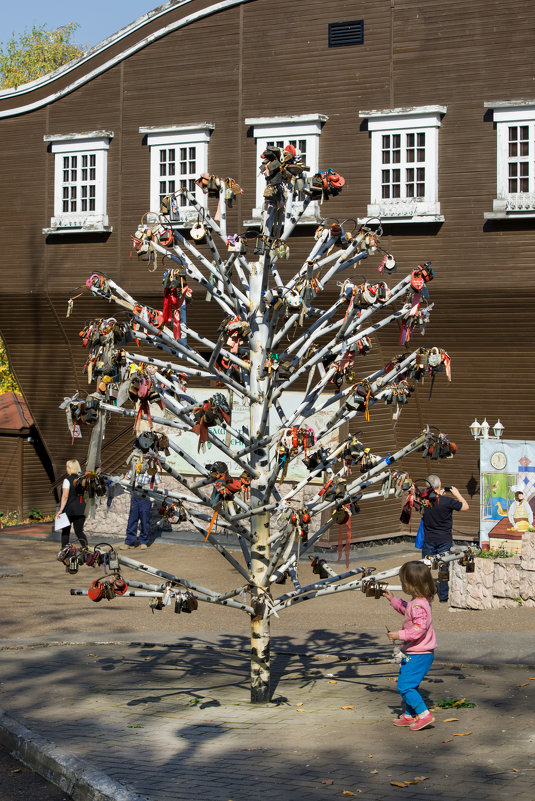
[519,683,529,687]
[453,732,472,737]
[404,781,418,785]
[296,708,305,713]
[530,677,535,681]
[87,653,98,657]
[442,739,453,743]
[414,776,430,781]
[390,781,408,787]
[443,718,459,722]
[341,705,355,710]
[342,791,356,796]
[10,768,21,774]
[368,754,373,758]
[328,680,337,684]
[321,779,334,785]
[370,769,379,774]
[296,702,304,707]
[144,657,151,661]
[452,698,466,706]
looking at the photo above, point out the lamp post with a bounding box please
[469,418,505,550]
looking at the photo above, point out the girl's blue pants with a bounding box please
[397,652,434,716]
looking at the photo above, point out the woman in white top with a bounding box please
[56,459,88,549]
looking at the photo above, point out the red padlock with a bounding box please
[410,270,424,292]
[113,576,128,596]
[88,579,104,602]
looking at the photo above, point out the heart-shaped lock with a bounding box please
[88,579,104,602]
[410,269,425,292]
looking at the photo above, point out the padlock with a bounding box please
[437,561,449,582]
[67,556,79,575]
[108,549,120,571]
[383,254,397,273]
[190,221,206,241]
[113,576,128,595]
[88,579,104,602]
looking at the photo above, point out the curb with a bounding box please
[0,709,149,801]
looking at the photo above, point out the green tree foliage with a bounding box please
[0,337,21,394]
[0,23,85,89]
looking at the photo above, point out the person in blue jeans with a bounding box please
[421,475,469,602]
[119,469,161,551]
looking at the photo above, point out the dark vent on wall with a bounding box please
[328,20,364,48]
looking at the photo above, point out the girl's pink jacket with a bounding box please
[390,597,436,654]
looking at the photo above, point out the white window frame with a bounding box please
[484,101,535,219]
[43,131,113,234]
[244,114,328,223]
[140,124,214,223]
[358,106,446,223]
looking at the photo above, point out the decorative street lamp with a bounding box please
[469,418,505,551]
[469,418,504,441]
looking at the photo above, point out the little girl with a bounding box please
[383,560,436,731]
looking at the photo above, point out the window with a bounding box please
[140,124,214,221]
[484,102,535,218]
[244,114,328,223]
[43,131,113,234]
[358,106,446,223]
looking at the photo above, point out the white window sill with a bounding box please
[484,210,535,220]
[43,216,112,235]
[484,198,535,219]
[360,201,443,224]
[358,215,444,225]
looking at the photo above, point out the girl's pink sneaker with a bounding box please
[409,711,435,731]
[393,714,415,727]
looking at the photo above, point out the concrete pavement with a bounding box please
[1,533,534,801]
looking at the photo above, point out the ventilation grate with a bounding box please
[328,20,364,48]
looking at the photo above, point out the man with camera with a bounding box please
[421,475,469,602]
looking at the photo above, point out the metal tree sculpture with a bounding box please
[63,154,455,703]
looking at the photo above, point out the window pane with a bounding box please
[406,133,414,147]
[509,127,517,141]
[382,150,391,164]
[90,154,96,167]
[382,135,390,148]
[509,142,518,157]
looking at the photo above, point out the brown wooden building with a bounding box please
[1,0,534,540]
[0,393,56,517]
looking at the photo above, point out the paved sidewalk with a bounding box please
[1,535,535,800]
[0,633,534,801]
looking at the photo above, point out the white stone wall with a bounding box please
[450,532,535,609]
[82,474,323,542]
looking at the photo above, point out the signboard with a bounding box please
[480,438,535,553]
[153,390,339,482]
